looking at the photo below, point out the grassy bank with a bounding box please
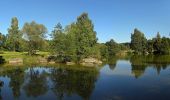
[0,51,50,65]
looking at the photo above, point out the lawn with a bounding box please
[0,51,50,62]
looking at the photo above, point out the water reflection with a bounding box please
[23,68,48,97]
[108,57,117,71]
[130,55,148,78]
[0,55,170,99]
[6,68,24,98]
[130,55,170,78]
[106,55,170,78]
[0,66,99,99]
[50,67,99,100]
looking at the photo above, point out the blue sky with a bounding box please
[0,0,170,43]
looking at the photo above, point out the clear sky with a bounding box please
[0,0,170,43]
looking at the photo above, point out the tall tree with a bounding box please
[50,23,69,62]
[131,28,147,54]
[7,17,21,51]
[22,21,47,55]
[74,13,98,62]
[50,13,99,63]
[153,32,162,54]
[50,23,64,54]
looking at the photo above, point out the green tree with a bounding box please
[0,33,7,50]
[22,21,47,55]
[51,13,98,63]
[153,32,162,54]
[99,43,109,61]
[50,23,64,54]
[147,39,154,54]
[7,17,22,51]
[160,37,169,54]
[50,23,70,62]
[106,39,120,56]
[131,28,147,54]
[74,13,98,62]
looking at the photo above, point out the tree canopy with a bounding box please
[22,21,47,55]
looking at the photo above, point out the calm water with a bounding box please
[0,56,170,100]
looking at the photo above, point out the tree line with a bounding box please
[0,13,170,63]
[131,29,170,55]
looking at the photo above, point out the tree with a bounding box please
[153,32,162,54]
[22,21,47,55]
[99,43,109,61]
[160,37,169,54]
[105,39,120,57]
[50,13,98,63]
[0,32,7,50]
[50,23,64,54]
[147,39,154,54]
[50,23,70,62]
[7,17,21,51]
[131,28,147,54]
[74,13,98,62]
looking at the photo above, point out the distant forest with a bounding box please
[0,13,170,63]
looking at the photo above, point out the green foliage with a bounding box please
[50,13,98,63]
[22,21,47,55]
[74,13,98,61]
[50,23,75,63]
[7,17,22,51]
[131,28,147,54]
[153,33,170,54]
[106,39,120,56]
[0,32,7,50]
[99,43,109,60]
[147,39,154,54]
[160,37,169,54]
[153,32,162,54]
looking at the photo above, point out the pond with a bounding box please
[0,55,170,100]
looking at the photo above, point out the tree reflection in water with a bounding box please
[108,57,118,71]
[50,67,99,100]
[4,68,24,98]
[0,55,169,99]
[23,68,48,97]
[130,55,170,78]
[0,66,99,99]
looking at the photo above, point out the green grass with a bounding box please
[0,51,49,62]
